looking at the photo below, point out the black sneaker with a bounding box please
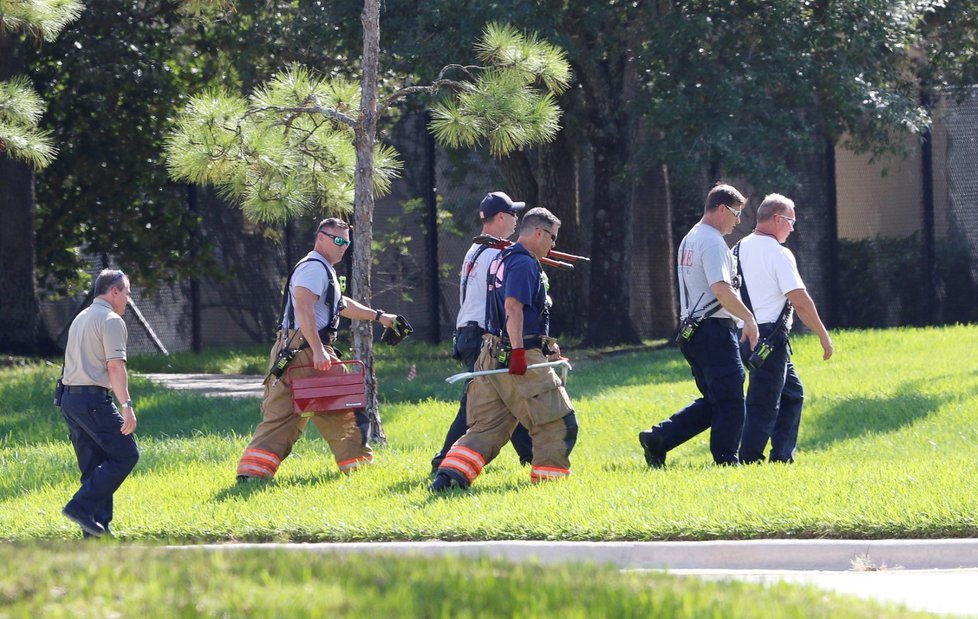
[427,473,465,493]
[237,475,269,484]
[83,523,112,539]
[62,502,105,537]
[639,430,667,469]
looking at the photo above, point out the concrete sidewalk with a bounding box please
[139,373,264,399]
[177,539,978,616]
[184,538,978,571]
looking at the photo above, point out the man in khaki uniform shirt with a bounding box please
[59,269,139,537]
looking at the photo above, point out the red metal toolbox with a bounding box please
[286,361,367,417]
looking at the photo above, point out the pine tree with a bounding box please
[165,6,571,441]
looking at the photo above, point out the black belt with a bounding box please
[457,321,483,331]
[708,318,737,330]
[521,336,550,350]
[64,385,110,395]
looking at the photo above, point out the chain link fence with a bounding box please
[835,89,978,328]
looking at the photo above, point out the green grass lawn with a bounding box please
[0,545,933,618]
[2,325,978,542]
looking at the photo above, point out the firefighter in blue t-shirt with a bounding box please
[430,208,578,491]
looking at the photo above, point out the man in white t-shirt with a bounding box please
[736,193,833,463]
[429,192,533,476]
[236,218,397,482]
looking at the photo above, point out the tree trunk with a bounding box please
[352,0,385,444]
[786,140,839,326]
[0,32,54,355]
[538,128,588,338]
[583,143,641,346]
[498,151,538,206]
[630,160,677,339]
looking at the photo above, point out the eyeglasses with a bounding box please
[538,228,558,245]
[319,230,351,247]
[724,205,744,220]
[780,214,797,227]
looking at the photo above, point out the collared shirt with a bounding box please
[63,297,128,388]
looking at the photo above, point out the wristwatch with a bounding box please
[123,399,134,409]
[374,309,383,321]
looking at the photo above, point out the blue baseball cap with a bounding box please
[479,191,526,219]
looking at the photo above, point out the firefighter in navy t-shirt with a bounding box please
[430,207,577,491]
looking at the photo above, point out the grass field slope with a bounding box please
[1,325,977,542]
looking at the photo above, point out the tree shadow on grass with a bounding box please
[801,380,944,451]
[0,377,260,446]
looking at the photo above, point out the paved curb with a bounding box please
[176,539,978,571]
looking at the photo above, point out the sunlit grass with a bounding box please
[2,325,977,542]
[0,545,933,618]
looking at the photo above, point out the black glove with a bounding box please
[381,315,414,346]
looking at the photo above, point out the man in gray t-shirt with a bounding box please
[640,184,759,468]
[677,220,737,321]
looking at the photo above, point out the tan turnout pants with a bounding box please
[236,330,373,478]
[438,334,578,485]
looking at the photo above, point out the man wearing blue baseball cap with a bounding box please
[429,191,534,478]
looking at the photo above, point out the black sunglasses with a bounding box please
[319,230,351,247]
[537,228,558,244]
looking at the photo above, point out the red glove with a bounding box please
[508,348,527,375]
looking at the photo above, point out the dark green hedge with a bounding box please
[837,232,978,327]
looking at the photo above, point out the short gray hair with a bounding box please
[520,207,561,233]
[756,193,794,222]
[93,269,128,296]
[316,217,350,240]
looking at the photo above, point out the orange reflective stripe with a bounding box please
[337,455,373,471]
[247,449,282,462]
[242,449,282,467]
[239,459,276,476]
[240,454,280,471]
[441,458,479,482]
[441,446,485,483]
[237,463,273,477]
[530,466,571,483]
[451,446,486,468]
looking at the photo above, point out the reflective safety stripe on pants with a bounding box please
[530,465,570,483]
[237,448,281,478]
[440,445,486,484]
[337,455,373,472]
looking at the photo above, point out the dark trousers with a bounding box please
[60,392,140,526]
[652,319,746,465]
[740,324,805,463]
[431,325,533,471]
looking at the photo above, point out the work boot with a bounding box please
[639,430,667,469]
[427,472,465,493]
